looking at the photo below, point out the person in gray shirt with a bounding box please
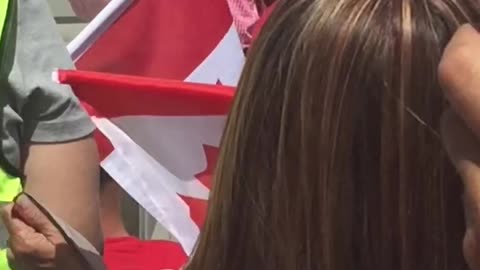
[0,0,103,259]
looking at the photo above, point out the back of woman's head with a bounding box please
[188,0,480,269]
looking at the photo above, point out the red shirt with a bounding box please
[104,237,187,270]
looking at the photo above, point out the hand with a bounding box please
[439,24,480,138]
[439,24,480,269]
[442,111,480,270]
[1,194,84,269]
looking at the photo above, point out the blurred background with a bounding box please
[47,0,175,243]
[48,0,86,42]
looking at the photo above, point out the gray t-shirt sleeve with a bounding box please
[18,0,95,142]
[0,0,95,168]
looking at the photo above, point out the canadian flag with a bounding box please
[69,0,244,86]
[55,69,234,255]
[65,0,244,254]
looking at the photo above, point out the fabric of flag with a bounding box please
[71,0,244,86]
[56,69,234,255]
[67,0,244,254]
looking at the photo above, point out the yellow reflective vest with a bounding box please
[0,0,22,201]
[0,1,23,269]
[0,0,21,204]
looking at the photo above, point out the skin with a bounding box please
[439,24,480,269]
[99,180,129,239]
[1,195,85,270]
[0,170,125,269]
[23,137,103,250]
[0,24,479,269]
[0,136,104,269]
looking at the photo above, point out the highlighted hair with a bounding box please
[189,0,480,269]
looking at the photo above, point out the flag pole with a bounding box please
[68,0,135,62]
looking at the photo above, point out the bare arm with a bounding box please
[22,136,103,251]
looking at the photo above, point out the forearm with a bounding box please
[22,136,103,251]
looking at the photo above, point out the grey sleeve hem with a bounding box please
[28,113,95,143]
[16,0,96,144]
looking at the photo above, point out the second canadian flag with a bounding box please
[56,69,234,255]
[65,0,245,255]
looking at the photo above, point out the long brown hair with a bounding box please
[188,0,480,269]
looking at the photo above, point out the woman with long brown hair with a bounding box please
[187,0,480,269]
[1,0,480,269]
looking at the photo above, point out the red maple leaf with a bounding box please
[180,145,219,228]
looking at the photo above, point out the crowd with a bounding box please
[1,0,480,269]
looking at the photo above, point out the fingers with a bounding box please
[439,24,480,138]
[441,111,480,269]
[440,24,480,269]
[442,110,480,219]
[1,194,65,260]
[1,204,34,238]
[441,111,480,183]
[464,227,480,270]
[12,195,59,240]
[1,202,53,265]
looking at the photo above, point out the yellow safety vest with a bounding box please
[0,0,8,42]
[0,1,23,269]
[0,0,21,203]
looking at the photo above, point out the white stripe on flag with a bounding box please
[94,117,200,254]
[94,114,227,254]
[111,115,226,199]
[185,24,245,86]
[68,0,134,61]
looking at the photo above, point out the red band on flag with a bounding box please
[58,70,234,118]
[76,0,234,80]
